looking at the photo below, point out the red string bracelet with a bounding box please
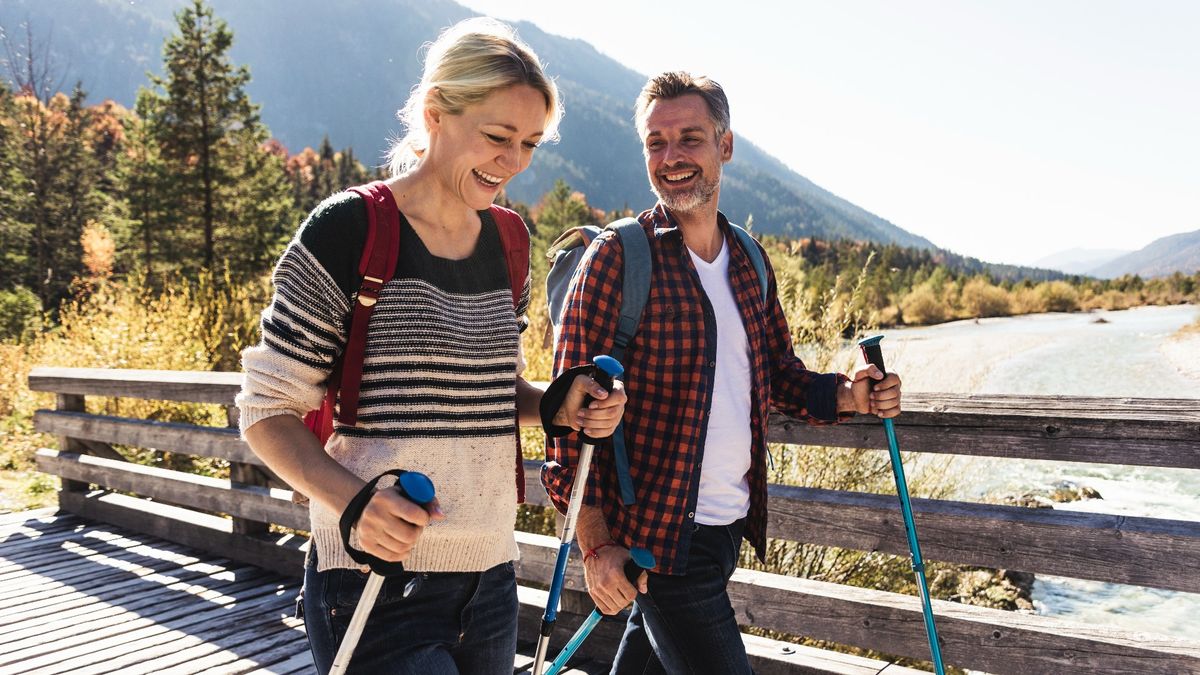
[583,541,616,562]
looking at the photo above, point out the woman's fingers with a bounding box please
[356,489,437,561]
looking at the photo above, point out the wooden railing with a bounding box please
[27,367,1200,674]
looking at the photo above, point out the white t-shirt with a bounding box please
[687,240,753,526]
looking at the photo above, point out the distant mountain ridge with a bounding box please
[1088,230,1200,279]
[1031,248,1130,275]
[0,0,934,249]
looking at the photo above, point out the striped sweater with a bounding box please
[237,191,529,573]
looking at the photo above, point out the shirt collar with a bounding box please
[645,202,734,232]
[643,203,738,250]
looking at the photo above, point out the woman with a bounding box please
[237,18,625,674]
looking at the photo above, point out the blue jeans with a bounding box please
[302,550,518,675]
[611,519,751,675]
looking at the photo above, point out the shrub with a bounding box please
[0,287,43,343]
[1037,281,1080,313]
[899,283,949,325]
[960,278,1012,318]
[1010,286,1046,314]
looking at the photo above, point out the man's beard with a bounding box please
[652,168,720,214]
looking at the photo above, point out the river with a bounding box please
[876,304,1199,639]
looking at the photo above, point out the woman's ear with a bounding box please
[424,89,443,132]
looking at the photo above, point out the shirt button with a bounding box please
[687,511,695,519]
[708,361,716,368]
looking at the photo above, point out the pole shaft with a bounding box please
[882,418,945,674]
[546,610,603,675]
[531,440,596,674]
[329,572,385,675]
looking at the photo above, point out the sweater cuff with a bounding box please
[238,406,304,438]
[806,372,848,423]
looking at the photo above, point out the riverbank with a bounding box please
[1161,318,1200,381]
[878,304,1200,394]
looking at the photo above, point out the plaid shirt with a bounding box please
[542,204,849,574]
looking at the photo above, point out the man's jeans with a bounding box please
[611,518,752,674]
[302,550,518,675]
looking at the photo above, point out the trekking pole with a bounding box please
[543,547,655,675]
[858,335,946,675]
[530,354,624,675]
[330,470,436,675]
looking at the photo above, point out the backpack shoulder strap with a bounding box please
[489,205,530,309]
[488,204,532,504]
[335,181,401,426]
[608,217,652,355]
[605,216,650,507]
[730,223,769,304]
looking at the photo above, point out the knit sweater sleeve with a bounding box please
[235,194,363,435]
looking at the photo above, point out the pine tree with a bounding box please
[142,0,295,277]
[121,91,171,273]
[0,81,32,293]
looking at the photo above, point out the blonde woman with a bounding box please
[237,18,625,674]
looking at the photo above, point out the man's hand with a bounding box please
[354,489,446,563]
[552,375,627,439]
[583,544,649,615]
[839,365,902,418]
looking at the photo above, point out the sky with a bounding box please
[459,0,1199,267]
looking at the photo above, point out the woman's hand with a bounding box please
[354,490,446,563]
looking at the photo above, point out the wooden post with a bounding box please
[56,394,89,493]
[227,405,269,537]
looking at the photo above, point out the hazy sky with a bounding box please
[460,0,1198,266]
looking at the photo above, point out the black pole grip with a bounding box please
[857,335,888,389]
[339,470,435,576]
[622,558,643,585]
[580,355,624,445]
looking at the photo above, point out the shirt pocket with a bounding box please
[636,299,705,367]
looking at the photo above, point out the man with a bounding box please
[542,71,902,673]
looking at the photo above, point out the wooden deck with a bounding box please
[0,509,622,675]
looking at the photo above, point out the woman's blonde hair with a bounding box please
[386,17,562,176]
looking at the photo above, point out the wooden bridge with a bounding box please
[4,367,1200,673]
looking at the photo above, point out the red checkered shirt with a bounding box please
[542,204,850,574]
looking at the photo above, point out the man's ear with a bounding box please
[720,130,733,163]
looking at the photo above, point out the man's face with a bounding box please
[639,93,732,214]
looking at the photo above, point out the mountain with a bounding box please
[1031,248,1130,275]
[1087,230,1200,279]
[0,0,934,248]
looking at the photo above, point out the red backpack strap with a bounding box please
[489,205,530,309]
[489,204,531,503]
[336,181,402,426]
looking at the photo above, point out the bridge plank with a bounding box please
[34,410,260,465]
[37,450,308,531]
[766,484,1200,594]
[28,367,243,404]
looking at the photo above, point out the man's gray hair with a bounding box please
[634,71,730,137]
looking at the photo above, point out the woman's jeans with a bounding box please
[302,550,518,675]
[611,518,752,675]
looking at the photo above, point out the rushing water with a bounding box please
[880,304,1200,639]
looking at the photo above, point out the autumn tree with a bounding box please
[285,135,373,215]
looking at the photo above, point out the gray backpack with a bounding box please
[544,217,769,505]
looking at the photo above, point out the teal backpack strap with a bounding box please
[607,217,649,506]
[609,218,651,356]
[730,224,769,304]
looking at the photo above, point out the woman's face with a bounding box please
[426,83,548,211]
